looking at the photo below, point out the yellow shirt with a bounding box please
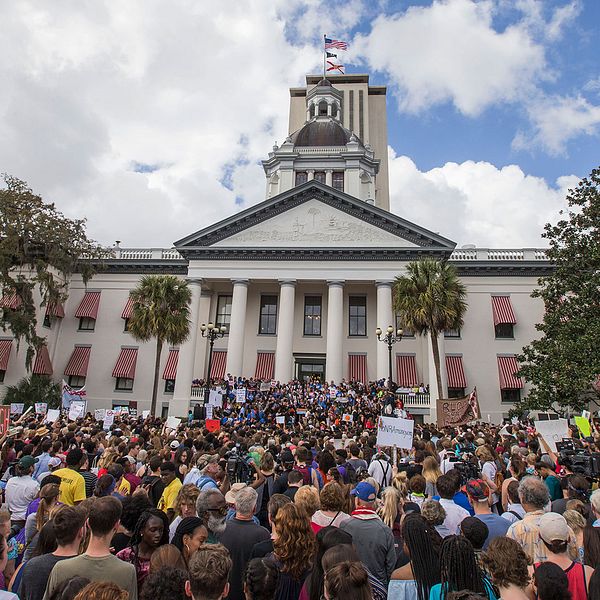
[53,467,86,506]
[158,477,182,513]
[117,478,131,496]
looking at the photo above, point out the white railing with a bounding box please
[295,146,348,154]
[397,393,430,408]
[191,387,206,398]
[114,248,183,260]
[449,248,547,261]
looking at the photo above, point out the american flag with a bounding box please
[325,37,348,50]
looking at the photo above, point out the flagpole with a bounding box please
[323,34,326,79]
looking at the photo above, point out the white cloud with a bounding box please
[354,0,547,116]
[387,148,579,247]
[514,94,600,155]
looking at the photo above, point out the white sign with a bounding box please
[329,388,337,399]
[68,400,86,421]
[376,416,415,450]
[205,404,214,419]
[535,418,569,452]
[259,382,270,392]
[332,438,345,450]
[166,416,181,430]
[103,409,116,430]
[342,414,353,422]
[94,409,106,421]
[235,388,246,403]
[142,410,150,419]
[276,415,285,425]
[45,409,60,424]
[10,404,24,415]
[208,390,223,407]
[35,403,48,415]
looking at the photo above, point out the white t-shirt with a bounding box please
[481,461,499,504]
[368,458,393,487]
[5,476,40,520]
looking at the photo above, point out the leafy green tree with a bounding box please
[3,375,61,409]
[517,168,600,415]
[393,259,467,399]
[0,175,109,367]
[128,275,192,416]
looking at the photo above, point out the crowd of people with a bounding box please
[0,376,599,600]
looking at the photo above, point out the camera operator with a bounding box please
[551,475,590,515]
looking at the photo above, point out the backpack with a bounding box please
[343,461,357,484]
[506,510,522,520]
[294,465,311,485]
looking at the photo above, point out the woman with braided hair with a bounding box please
[116,508,169,589]
[244,558,280,600]
[429,535,497,600]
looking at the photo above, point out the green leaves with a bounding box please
[3,375,61,409]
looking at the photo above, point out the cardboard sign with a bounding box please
[103,409,115,430]
[535,418,569,452]
[0,407,10,435]
[376,416,415,450]
[35,403,48,415]
[94,409,106,422]
[259,382,271,392]
[10,404,24,415]
[45,409,60,424]
[166,416,181,430]
[205,419,220,433]
[276,415,285,424]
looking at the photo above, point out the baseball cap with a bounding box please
[539,512,570,544]
[48,457,62,468]
[350,481,377,502]
[18,456,38,469]
[225,482,247,504]
[465,479,490,501]
[170,440,180,450]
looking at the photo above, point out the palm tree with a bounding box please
[3,375,61,409]
[128,275,192,416]
[393,259,467,400]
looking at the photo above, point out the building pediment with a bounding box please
[175,181,456,260]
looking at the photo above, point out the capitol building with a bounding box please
[0,74,551,423]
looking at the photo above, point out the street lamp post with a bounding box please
[376,325,403,388]
[200,322,227,404]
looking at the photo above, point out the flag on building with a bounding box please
[326,51,337,58]
[325,37,348,50]
[327,61,344,73]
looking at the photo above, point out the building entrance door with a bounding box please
[295,357,326,382]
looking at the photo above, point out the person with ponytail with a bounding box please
[170,517,208,568]
[244,558,280,600]
[23,483,61,560]
[390,513,441,600]
[429,535,497,600]
[323,560,373,600]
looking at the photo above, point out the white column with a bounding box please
[427,333,447,424]
[325,170,333,186]
[225,279,249,377]
[274,280,296,382]
[326,280,344,383]
[170,278,203,417]
[376,281,394,381]
[307,170,315,181]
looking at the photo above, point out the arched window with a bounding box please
[295,171,308,186]
[318,100,328,116]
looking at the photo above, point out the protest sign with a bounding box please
[166,416,181,430]
[35,403,48,415]
[142,410,150,419]
[68,400,86,421]
[10,404,24,415]
[205,419,220,433]
[103,410,115,430]
[535,418,569,452]
[575,416,591,438]
[276,415,285,425]
[437,389,479,427]
[0,407,9,436]
[259,382,270,392]
[62,380,86,410]
[376,416,414,450]
[342,414,353,423]
[205,404,213,419]
[45,409,60,424]
[332,438,345,450]
[94,409,106,422]
[235,388,246,403]
[208,390,223,407]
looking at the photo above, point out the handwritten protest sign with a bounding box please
[35,403,48,415]
[376,416,414,450]
[535,418,569,452]
[45,409,60,424]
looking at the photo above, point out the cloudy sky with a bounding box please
[1,0,598,249]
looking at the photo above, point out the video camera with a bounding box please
[446,444,481,485]
[556,439,600,479]
[225,446,254,484]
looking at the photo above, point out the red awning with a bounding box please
[348,354,367,384]
[446,355,467,388]
[33,345,53,376]
[162,349,179,380]
[0,293,21,310]
[491,295,516,326]
[112,347,138,379]
[64,346,91,377]
[255,352,275,380]
[396,354,418,387]
[75,291,101,319]
[498,355,524,389]
[46,302,65,318]
[121,297,134,319]
[210,351,227,379]
[0,340,13,371]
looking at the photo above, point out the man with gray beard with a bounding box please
[196,488,228,543]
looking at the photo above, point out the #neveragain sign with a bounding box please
[376,416,414,450]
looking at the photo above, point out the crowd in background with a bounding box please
[0,376,599,600]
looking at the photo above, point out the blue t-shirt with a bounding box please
[475,513,511,549]
[429,577,497,600]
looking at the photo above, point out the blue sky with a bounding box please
[0,0,598,248]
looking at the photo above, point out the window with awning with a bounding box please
[446,355,467,388]
[33,345,53,376]
[75,291,101,319]
[0,293,21,310]
[162,349,179,380]
[113,347,138,379]
[348,353,367,384]
[0,340,13,382]
[121,297,134,319]
[45,302,65,319]
[255,352,275,380]
[210,351,227,380]
[64,346,91,377]
[396,354,418,387]
[497,355,524,389]
[492,295,516,338]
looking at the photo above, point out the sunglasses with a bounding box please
[206,506,228,516]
